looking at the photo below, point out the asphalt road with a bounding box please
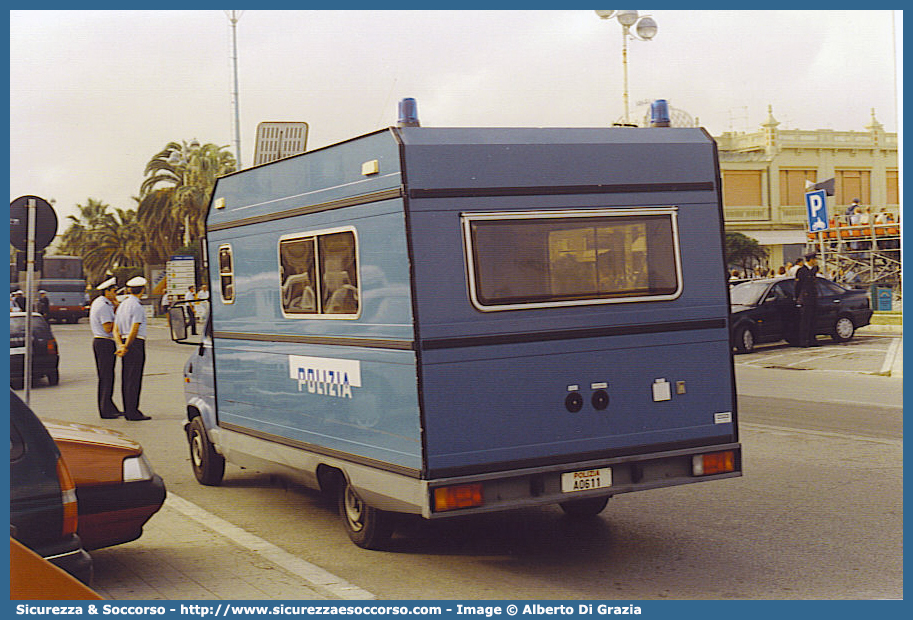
[14,320,903,600]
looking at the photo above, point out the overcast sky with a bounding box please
[9,10,901,227]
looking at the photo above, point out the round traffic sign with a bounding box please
[10,195,58,252]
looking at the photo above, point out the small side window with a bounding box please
[279,229,359,318]
[218,244,235,303]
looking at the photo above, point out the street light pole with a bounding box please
[227,10,243,169]
[595,10,658,126]
[621,25,630,124]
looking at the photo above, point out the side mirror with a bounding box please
[168,306,188,341]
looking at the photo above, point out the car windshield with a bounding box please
[729,281,770,306]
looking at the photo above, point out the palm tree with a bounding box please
[137,140,236,257]
[57,199,145,283]
[58,198,111,256]
[80,208,145,280]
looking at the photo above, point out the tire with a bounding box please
[733,324,756,353]
[188,417,225,486]
[46,370,59,386]
[338,480,395,549]
[559,495,610,517]
[831,316,856,342]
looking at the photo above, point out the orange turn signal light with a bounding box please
[56,457,79,536]
[692,450,736,476]
[433,483,484,512]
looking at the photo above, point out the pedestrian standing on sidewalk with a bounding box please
[89,277,122,419]
[114,276,151,421]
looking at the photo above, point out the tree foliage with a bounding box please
[725,231,769,274]
[53,139,236,281]
[57,199,144,284]
[136,140,236,260]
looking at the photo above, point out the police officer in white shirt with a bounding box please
[90,277,122,418]
[114,277,151,421]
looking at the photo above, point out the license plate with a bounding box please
[561,467,612,493]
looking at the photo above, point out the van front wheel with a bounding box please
[338,481,394,549]
[188,417,225,486]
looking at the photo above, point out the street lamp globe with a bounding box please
[635,16,658,40]
[594,10,616,19]
[616,10,639,26]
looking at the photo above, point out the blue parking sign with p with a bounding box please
[805,190,829,232]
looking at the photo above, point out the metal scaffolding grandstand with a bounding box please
[807,212,901,287]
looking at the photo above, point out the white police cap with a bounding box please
[97,277,117,290]
[126,276,147,287]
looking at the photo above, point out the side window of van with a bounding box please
[464,208,682,311]
[279,229,359,318]
[218,244,235,303]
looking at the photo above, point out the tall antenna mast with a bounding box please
[226,10,243,168]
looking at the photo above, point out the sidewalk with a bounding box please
[90,495,373,601]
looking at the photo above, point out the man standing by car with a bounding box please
[795,252,820,347]
[90,278,121,418]
[114,277,151,421]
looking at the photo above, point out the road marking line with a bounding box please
[165,493,376,600]
[740,422,902,446]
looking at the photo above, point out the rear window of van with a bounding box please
[463,208,682,311]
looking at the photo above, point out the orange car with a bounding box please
[43,420,166,550]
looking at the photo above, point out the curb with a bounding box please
[877,337,903,378]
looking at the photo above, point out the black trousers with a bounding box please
[798,299,817,346]
[93,338,119,417]
[121,338,146,418]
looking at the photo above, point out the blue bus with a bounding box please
[41,255,88,323]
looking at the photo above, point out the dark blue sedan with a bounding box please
[729,276,873,353]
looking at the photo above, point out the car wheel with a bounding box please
[188,417,225,486]
[734,325,756,353]
[46,370,59,386]
[559,495,610,517]
[338,480,395,549]
[832,316,856,342]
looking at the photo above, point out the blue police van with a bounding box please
[170,108,742,548]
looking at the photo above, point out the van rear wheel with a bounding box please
[559,495,610,517]
[188,417,225,486]
[338,481,394,549]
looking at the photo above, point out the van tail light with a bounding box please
[47,338,58,356]
[692,451,737,476]
[433,483,484,512]
[56,457,79,536]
